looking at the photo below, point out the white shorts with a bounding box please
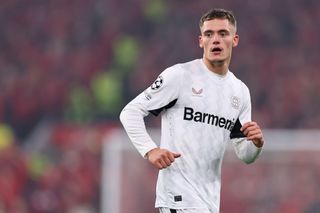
[159,207,211,213]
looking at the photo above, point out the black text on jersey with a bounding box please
[183,107,235,131]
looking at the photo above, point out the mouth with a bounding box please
[211,47,223,55]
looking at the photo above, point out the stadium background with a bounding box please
[0,0,319,212]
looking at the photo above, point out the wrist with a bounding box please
[253,138,264,148]
[145,148,158,159]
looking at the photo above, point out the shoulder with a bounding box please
[228,71,250,93]
[163,59,200,78]
[168,59,200,70]
[177,59,202,72]
[168,59,202,76]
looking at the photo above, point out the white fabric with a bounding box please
[120,59,262,213]
[159,207,210,213]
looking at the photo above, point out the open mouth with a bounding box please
[211,47,222,54]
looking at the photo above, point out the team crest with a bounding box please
[151,75,163,90]
[231,96,240,109]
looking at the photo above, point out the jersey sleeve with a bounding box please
[230,83,251,139]
[238,84,252,124]
[140,66,181,116]
[120,66,182,157]
[230,83,262,163]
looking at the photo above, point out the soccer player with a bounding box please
[120,8,264,213]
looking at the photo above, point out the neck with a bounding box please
[202,58,229,75]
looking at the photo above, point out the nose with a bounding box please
[212,34,220,44]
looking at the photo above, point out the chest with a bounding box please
[177,75,243,121]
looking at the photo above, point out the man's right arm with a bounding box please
[119,100,181,169]
[120,66,182,168]
[119,101,158,158]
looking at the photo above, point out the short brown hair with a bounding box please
[199,8,237,30]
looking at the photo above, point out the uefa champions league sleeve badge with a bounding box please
[151,75,163,90]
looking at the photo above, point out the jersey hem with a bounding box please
[155,203,209,209]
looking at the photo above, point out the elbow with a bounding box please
[240,152,261,164]
[236,150,259,164]
[234,139,262,165]
[242,157,256,165]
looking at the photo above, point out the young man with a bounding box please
[120,8,264,213]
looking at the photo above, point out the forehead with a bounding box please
[201,19,235,32]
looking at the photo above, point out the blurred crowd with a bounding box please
[1,0,320,140]
[0,123,109,212]
[0,0,320,212]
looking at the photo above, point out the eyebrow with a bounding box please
[202,29,229,34]
[203,29,213,34]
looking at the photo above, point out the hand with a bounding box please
[240,121,264,148]
[146,148,181,169]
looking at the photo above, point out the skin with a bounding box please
[199,19,264,147]
[147,148,181,169]
[199,18,239,75]
[147,18,264,170]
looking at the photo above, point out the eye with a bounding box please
[219,31,229,37]
[204,32,212,37]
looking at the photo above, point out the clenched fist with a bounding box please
[241,121,264,148]
[146,148,181,169]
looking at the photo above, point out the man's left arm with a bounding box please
[231,122,264,164]
[231,85,264,164]
[240,121,264,148]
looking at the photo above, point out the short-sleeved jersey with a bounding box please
[120,59,261,213]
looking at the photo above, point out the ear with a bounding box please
[199,35,203,48]
[232,34,239,47]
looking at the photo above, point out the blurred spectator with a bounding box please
[91,71,123,117]
[1,0,320,139]
[0,126,28,212]
[1,0,320,212]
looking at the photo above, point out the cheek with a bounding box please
[203,41,211,50]
[224,39,234,48]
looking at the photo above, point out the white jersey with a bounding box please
[120,59,262,213]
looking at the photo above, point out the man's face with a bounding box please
[199,19,239,67]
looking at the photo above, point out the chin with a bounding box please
[211,60,225,67]
[209,57,225,63]
[208,54,224,61]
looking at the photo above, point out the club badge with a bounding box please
[231,96,240,109]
